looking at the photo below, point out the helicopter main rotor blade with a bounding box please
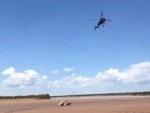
[106,19,111,21]
[89,19,98,21]
[101,11,103,18]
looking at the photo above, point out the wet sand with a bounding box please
[0,96,150,113]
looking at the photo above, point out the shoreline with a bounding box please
[0,96,150,113]
[51,95,150,99]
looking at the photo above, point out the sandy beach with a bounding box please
[0,96,150,113]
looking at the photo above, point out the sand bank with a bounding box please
[0,96,150,113]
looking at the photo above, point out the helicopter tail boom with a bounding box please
[94,26,100,30]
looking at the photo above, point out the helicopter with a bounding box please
[90,11,111,30]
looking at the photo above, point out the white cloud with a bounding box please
[95,68,119,82]
[2,67,15,76]
[48,74,95,88]
[1,67,48,88]
[1,62,150,95]
[63,67,74,72]
[96,62,150,84]
[119,62,150,84]
[49,62,150,88]
[51,70,59,74]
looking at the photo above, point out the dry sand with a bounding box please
[0,96,150,113]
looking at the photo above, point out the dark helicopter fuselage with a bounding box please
[93,11,111,30]
[98,18,106,25]
[94,18,106,30]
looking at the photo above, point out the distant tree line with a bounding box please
[52,91,150,98]
[0,94,50,99]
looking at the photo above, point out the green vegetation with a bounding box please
[0,94,50,99]
[52,91,150,98]
[1,91,150,99]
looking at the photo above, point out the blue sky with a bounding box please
[0,0,150,96]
